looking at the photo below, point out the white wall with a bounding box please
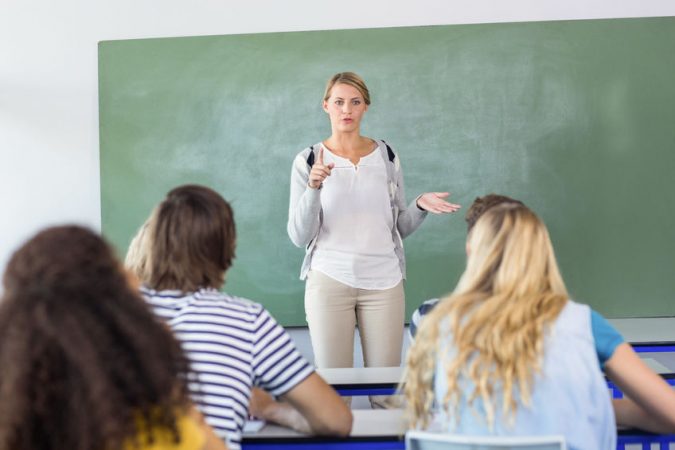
[2,0,674,274]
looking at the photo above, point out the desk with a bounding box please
[612,318,675,355]
[319,352,675,399]
[242,409,405,449]
[241,409,674,450]
[318,367,403,396]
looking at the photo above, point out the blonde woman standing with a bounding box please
[287,72,460,398]
[405,203,675,449]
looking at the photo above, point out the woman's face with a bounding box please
[323,83,368,132]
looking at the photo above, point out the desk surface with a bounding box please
[242,408,672,446]
[318,352,675,389]
[318,367,404,389]
[243,409,406,441]
[610,317,675,344]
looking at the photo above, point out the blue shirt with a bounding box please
[591,309,625,368]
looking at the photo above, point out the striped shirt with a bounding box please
[141,287,314,449]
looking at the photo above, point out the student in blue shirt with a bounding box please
[404,203,675,449]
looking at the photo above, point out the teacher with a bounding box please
[287,72,459,399]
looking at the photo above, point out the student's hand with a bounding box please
[280,372,352,436]
[249,388,311,434]
[248,388,275,419]
[308,147,334,189]
[416,192,461,214]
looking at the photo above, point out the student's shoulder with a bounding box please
[557,301,624,347]
[554,300,591,333]
[417,297,440,314]
[142,286,264,317]
[409,298,441,338]
[559,300,625,368]
[192,289,265,314]
[412,298,440,322]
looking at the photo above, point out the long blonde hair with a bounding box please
[404,203,568,429]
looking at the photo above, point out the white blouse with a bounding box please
[310,143,402,290]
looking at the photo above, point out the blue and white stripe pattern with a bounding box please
[141,287,314,449]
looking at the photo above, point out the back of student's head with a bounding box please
[460,203,565,298]
[464,193,524,233]
[141,184,236,292]
[0,226,190,450]
[405,203,568,429]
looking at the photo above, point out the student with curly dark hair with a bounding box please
[0,226,228,450]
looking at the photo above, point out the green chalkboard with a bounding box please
[99,17,675,325]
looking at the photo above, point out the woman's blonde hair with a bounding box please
[404,203,568,429]
[323,72,371,105]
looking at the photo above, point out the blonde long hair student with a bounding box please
[405,203,675,449]
[288,72,461,403]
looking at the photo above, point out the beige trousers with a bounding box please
[304,270,404,406]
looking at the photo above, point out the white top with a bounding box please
[310,144,402,289]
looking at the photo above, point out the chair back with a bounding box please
[405,431,566,450]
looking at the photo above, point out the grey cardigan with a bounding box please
[287,140,427,280]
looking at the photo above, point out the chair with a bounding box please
[405,430,566,450]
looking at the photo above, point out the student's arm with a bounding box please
[250,308,352,436]
[187,406,229,450]
[249,388,311,434]
[279,372,352,436]
[606,343,675,433]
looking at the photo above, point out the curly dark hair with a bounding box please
[0,226,192,450]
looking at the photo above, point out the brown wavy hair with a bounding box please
[404,204,568,429]
[137,185,236,292]
[0,226,191,450]
[464,194,524,232]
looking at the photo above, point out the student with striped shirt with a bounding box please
[127,185,351,449]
